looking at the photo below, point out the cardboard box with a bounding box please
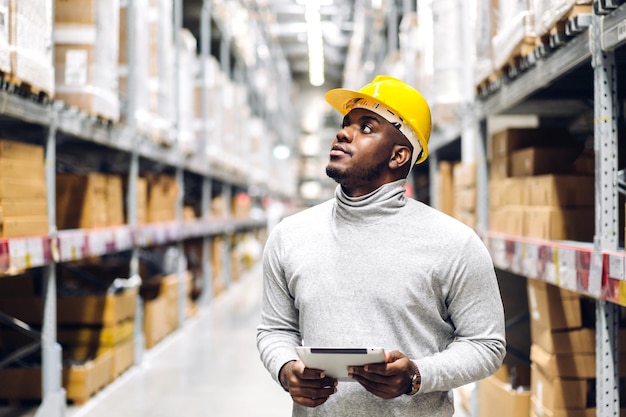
[478,365,531,417]
[490,156,510,179]
[54,0,120,121]
[526,175,594,207]
[530,363,590,410]
[11,0,55,96]
[527,279,589,331]
[502,177,528,206]
[530,396,595,417]
[0,139,45,162]
[453,162,477,188]
[524,206,594,241]
[0,287,137,326]
[1,214,48,237]
[57,172,124,229]
[0,349,113,403]
[54,0,97,24]
[531,324,626,355]
[438,161,454,215]
[489,128,572,160]
[510,147,579,177]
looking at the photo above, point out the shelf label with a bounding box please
[556,248,577,291]
[522,243,539,278]
[88,230,110,256]
[114,227,133,251]
[58,232,84,261]
[9,238,45,270]
[609,253,626,281]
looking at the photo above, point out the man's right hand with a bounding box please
[280,360,338,408]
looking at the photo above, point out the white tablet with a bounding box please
[295,347,386,381]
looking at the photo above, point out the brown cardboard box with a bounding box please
[453,162,477,188]
[478,365,531,417]
[524,206,594,241]
[455,188,476,211]
[530,396,595,417]
[490,156,510,179]
[526,175,594,207]
[106,175,124,226]
[502,177,528,206]
[530,363,590,410]
[54,0,97,24]
[0,158,45,177]
[527,279,588,331]
[531,343,595,379]
[510,146,578,177]
[489,179,505,208]
[489,128,572,160]
[0,287,138,326]
[0,177,46,199]
[438,161,454,215]
[57,173,109,229]
[0,139,44,162]
[1,215,48,237]
[0,198,47,219]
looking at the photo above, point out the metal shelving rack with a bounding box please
[0,1,278,416]
[427,1,626,415]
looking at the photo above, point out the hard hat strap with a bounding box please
[346,98,422,166]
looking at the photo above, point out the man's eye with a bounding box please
[362,125,372,133]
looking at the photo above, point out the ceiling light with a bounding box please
[306,2,325,87]
[273,144,291,160]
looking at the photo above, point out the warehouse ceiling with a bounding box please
[182,0,357,90]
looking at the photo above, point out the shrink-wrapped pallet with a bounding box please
[193,55,221,157]
[54,0,120,122]
[10,0,54,97]
[0,0,9,76]
[145,0,175,145]
[178,29,198,155]
[534,0,592,39]
[119,0,151,128]
[492,0,535,71]
[474,0,498,87]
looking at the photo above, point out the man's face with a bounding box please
[326,108,398,192]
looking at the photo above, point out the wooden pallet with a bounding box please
[0,72,52,104]
[544,4,593,49]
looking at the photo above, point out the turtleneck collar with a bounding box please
[334,179,408,225]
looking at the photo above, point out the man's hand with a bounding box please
[347,350,416,399]
[280,360,338,408]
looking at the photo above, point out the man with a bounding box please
[257,75,506,417]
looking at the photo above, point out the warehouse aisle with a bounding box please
[66,263,292,417]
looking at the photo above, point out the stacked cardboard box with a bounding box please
[0,139,48,238]
[488,128,593,241]
[53,0,120,121]
[56,173,125,230]
[527,279,626,416]
[437,161,454,217]
[0,266,137,404]
[452,162,477,229]
[142,272,193,349]
[10,0,55,97]
[479,364,531,417]
[146,173,179,223]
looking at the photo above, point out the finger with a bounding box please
[292,394,332,408]
[386,350,407,363]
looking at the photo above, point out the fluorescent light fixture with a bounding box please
[273,144,291,160]
[305,1,324,86]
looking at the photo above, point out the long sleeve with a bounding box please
[256,223,301,384]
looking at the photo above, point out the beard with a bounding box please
[326,158,387,188]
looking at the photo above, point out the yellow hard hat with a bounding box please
[325,75,431,164]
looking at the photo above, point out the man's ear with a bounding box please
[389,145,412,170]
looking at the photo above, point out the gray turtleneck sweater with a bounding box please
[257,179,506,417]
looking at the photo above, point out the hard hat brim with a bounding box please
[325,87,429,164]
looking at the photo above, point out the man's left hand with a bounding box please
[347,350,416,399]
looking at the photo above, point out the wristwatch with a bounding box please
[405,363,421,396]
